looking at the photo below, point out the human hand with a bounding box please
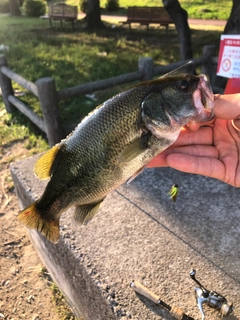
[147,93,240,187]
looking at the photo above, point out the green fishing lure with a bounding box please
[168,184,179,202]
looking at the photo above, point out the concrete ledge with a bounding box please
[10,154,240,320]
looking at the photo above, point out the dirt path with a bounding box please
[0,141,72,320]
[79,13,227,27]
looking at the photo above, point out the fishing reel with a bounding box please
[189,269,233,320]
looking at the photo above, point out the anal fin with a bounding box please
[74,199,105,225]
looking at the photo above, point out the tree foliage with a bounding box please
[24,0,46,17]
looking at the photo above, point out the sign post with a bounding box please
[217,35,240,93]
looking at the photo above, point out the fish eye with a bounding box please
[179,80,189,90]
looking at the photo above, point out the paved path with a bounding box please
[188,18,226,26]
[11,154,240,320]
[78,13,226,27]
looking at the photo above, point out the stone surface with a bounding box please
[10,154,240,320]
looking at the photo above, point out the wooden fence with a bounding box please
[0,45,219,147]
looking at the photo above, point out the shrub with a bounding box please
[24,0,46,17]
[106,0,119,11]
[0,0,10,13]
[79,0,87,13]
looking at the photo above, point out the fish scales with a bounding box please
[17,74,214,243]
[39,84,159,208]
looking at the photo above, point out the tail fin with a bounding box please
[17,202,60,244]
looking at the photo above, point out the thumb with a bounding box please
[214,94,240,120]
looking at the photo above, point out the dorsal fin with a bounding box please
[160,61,194,78]
[34,144,60,180]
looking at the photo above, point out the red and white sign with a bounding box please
[217,35,240,78]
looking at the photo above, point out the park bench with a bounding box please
[48,2,78,29]
[122,6,174,33]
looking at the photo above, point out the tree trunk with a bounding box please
[162,0,193,60]
[224,0,240,34]
[9,0,21,16]
[86,0,104,29]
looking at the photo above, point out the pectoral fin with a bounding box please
[74,199,105,225]
[118,132,152,163]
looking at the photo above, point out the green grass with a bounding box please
[50,283,78,320]
[38,266,79,320]
[180,0,232,20]
[0,106,49,152]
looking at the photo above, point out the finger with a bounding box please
[166,153,225,181]
[147,145,217,168]
[185,122,201,131]
[148,126,214,169]
[174,126,213,146]
[147,153,168,168]
[185,118,216,131]
[214,93,240,119]
[168,145,218,158]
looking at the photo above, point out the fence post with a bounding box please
[138,57,154,81]
[201,45,216,82]
[36,77,65,147]
[0,54,15,113]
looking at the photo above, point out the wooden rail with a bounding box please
[0,66,38,96]
[58,70,142,101]
[0,45,218,147]
[0,55,64,146]
[8,95,45,132]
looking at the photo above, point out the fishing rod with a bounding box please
[130,270,234,320]
[130,280,194,320]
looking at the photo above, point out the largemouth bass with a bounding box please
[18,73,214,243]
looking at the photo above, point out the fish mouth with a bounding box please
[163,74,214,129]
[142,73,215,140]
[192,74,214,122]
